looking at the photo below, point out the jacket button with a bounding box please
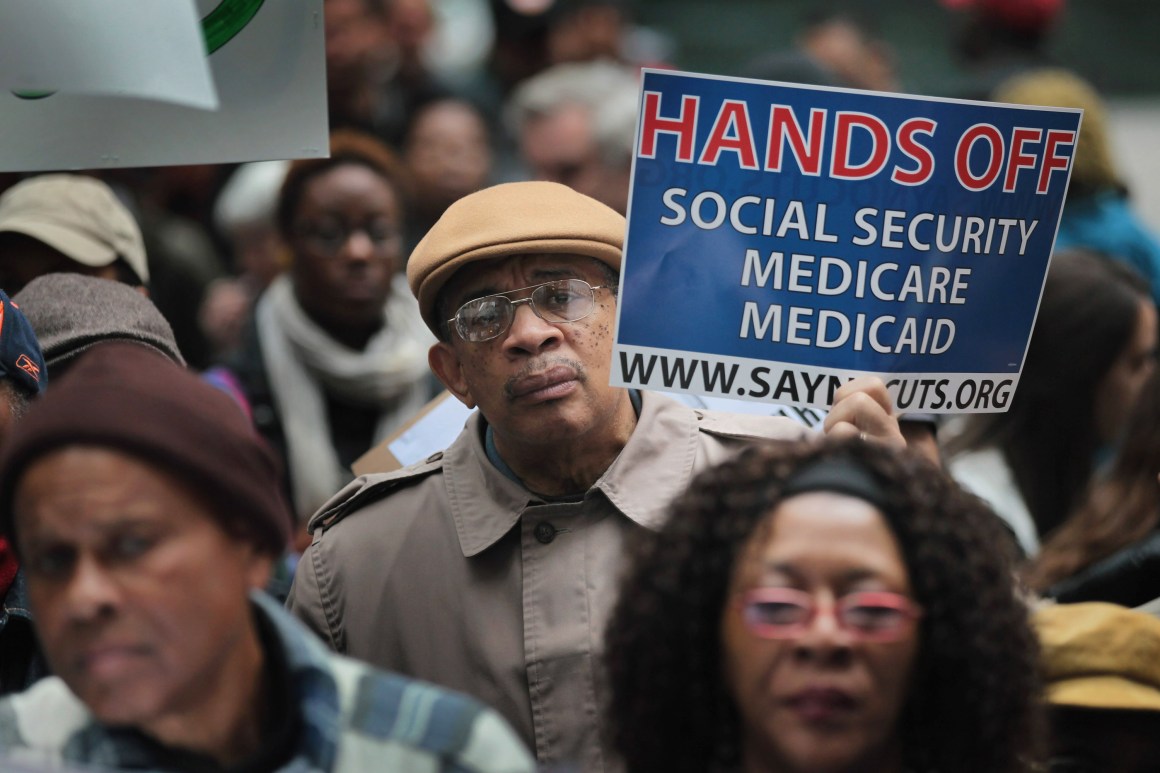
[534,522,557,544]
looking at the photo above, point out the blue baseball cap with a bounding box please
[0,290,46,396]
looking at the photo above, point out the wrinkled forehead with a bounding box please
[12,445,205,539]
[442,253,610,306]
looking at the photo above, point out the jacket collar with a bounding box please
[446,391,700,557]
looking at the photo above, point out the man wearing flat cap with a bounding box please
[0,343,534,772]
[287,181,905,770]
[14,272,185,380]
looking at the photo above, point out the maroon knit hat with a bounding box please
[0,342,292,556]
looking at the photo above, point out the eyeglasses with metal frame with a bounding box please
[447,278,612,343]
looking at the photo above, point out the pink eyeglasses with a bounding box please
[737,587,923,642]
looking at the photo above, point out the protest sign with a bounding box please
[612,69,1082,413]
[0,0,327,171]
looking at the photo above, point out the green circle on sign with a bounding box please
[203,0,266,54]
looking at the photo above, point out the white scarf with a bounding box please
[257,274,435,520]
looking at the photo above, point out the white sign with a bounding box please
[0,0,328,170]
[0,1,216,109]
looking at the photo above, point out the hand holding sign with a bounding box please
[823,375,906,449]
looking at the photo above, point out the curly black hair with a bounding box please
[603,436,1045,773]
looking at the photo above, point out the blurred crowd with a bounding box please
[0,1,1158,772]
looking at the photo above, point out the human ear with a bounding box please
[429,343,477,409]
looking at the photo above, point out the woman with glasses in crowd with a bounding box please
[211,129,437,554]
[604,437,1044,773]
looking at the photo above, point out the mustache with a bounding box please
[503,357,587,399]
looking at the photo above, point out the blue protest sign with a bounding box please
[611,69,1082,413]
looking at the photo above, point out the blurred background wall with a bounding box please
[630,0,1160,227]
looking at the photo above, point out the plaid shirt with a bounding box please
[0,592,535,772]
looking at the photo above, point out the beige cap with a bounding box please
[0,174,149,285]
[1035,601,1160,712]
[406,181,624,334]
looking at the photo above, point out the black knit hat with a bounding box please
[0,342,291,556]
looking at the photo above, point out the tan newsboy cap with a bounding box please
[407,181,625,334]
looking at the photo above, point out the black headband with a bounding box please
[780,454,893,515]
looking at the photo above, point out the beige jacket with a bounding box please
[287,391,806,772]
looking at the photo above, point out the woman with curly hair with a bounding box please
[604,437,1044,773]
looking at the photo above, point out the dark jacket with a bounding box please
[1046,530,1160,607]
[0,571,49,696]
